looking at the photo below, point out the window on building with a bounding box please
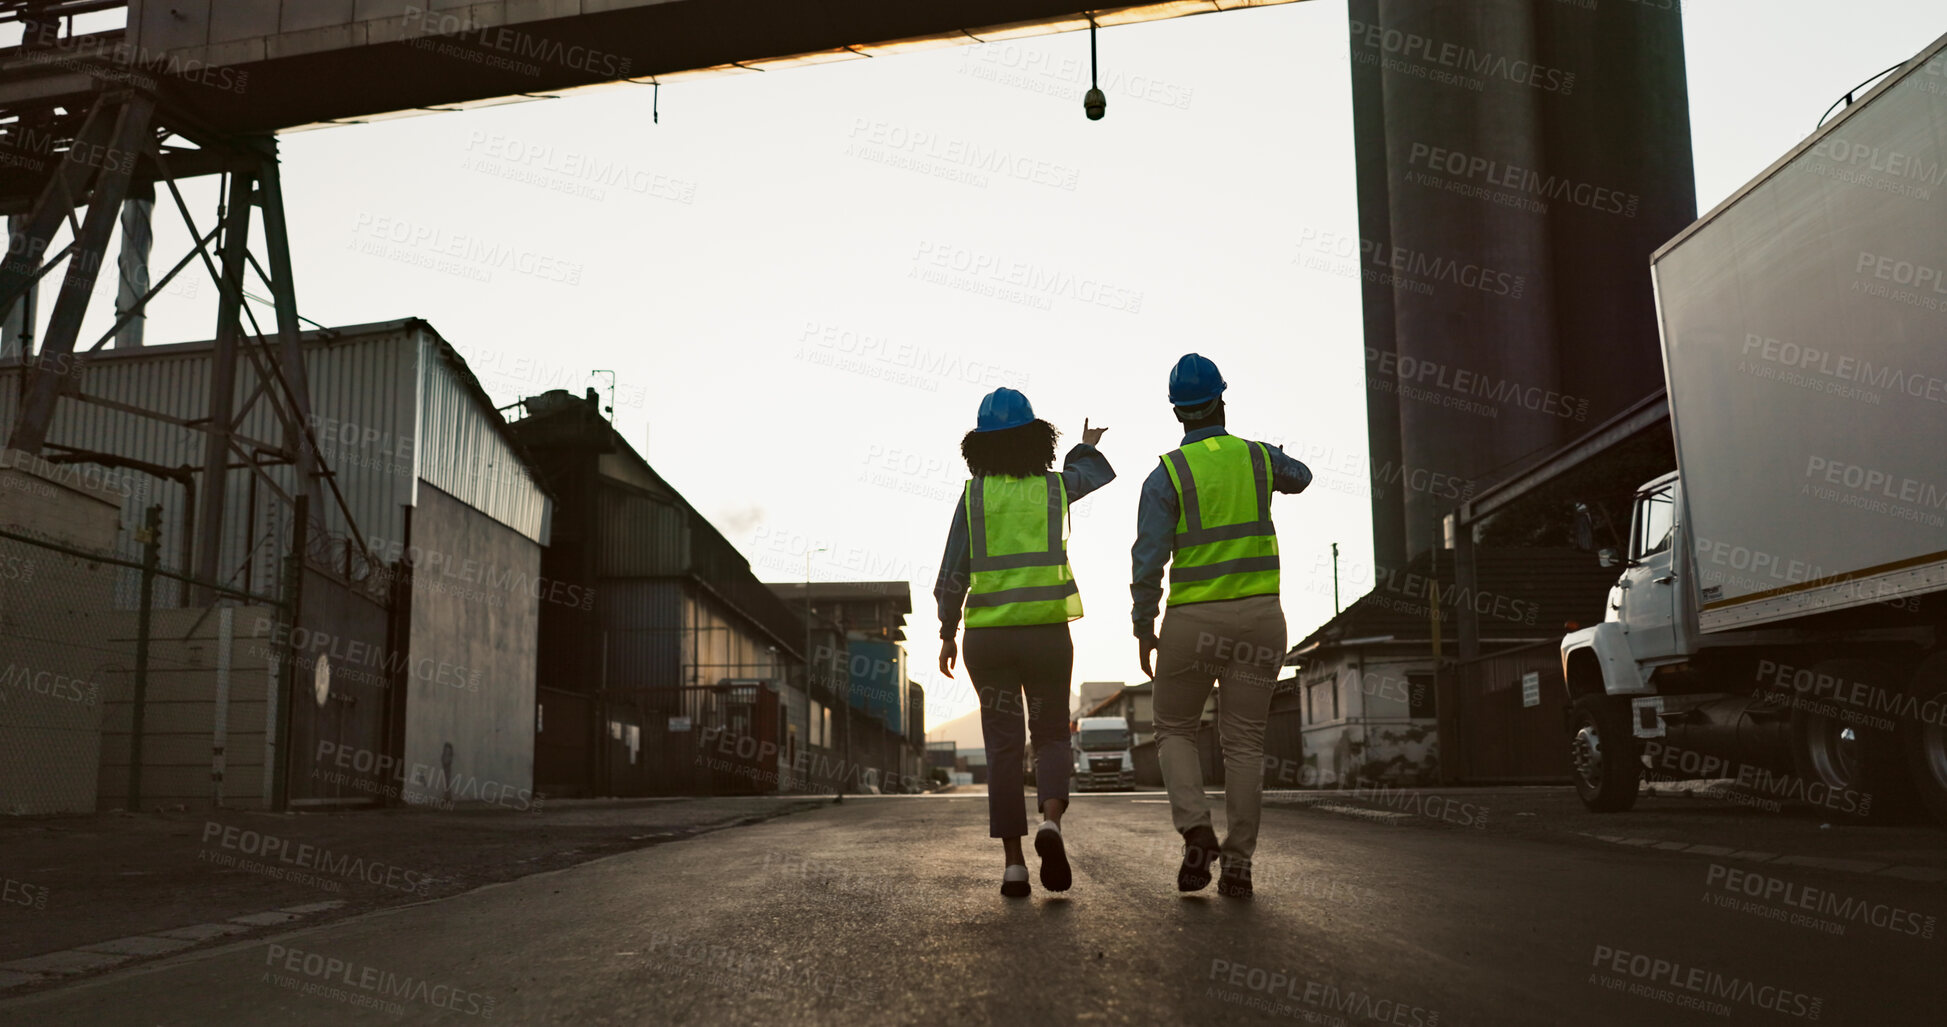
[1332,674,1341,720]
[1304,683,1314,724]
[1407,673,1436,719]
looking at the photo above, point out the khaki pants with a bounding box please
[1151,594,1286,868]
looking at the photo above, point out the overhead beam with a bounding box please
[91,1,1307,136]
[1457,391,1672,526]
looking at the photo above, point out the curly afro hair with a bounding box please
[961,419,1060,479]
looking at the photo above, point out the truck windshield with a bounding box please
[1076,729,1130,750]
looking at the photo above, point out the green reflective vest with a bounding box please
[964,473,1083,628]
[1162,434,1280,606]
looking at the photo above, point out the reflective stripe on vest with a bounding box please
[964,473,1083,628]
[1162,435,1279,606]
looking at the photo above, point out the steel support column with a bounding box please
[254,149,322,523]
[6,91,156,454]
[192,170,256,599]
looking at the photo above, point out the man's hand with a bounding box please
[939,637,958,679]
[1137,634,1156,679]
[1082,417,1107,447]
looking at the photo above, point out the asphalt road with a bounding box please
[4,790,1941,1026]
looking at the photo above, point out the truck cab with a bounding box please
[1562,472,1946,823]
[1071,716,1135,791]
[1557,30,1947,825]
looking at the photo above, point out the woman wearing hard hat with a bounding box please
[935,387,1113,898]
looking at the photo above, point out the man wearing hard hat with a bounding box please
[1131,354,1311,899]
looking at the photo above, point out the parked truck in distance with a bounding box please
[1072,716,1136,791]
[1561,32,1947,825]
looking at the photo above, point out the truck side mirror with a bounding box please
[1598,547,1620,569]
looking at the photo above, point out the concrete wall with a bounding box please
[96,606,280,812]
[404,482,539,807]
[0,452,126,815]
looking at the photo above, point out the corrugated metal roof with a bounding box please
[769,581,914,612]
[412,333,550,544]
[0,319,551,597]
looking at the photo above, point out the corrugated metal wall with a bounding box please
[0,328,420,599]
[599,579,686,690]
[0,323,549,603]
[597,489,687,577]
[413,336,548,545]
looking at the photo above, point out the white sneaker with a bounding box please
[1001,863,1030,898]
[1035,821,1071,892]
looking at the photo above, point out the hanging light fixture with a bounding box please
[1083,14,1106,121]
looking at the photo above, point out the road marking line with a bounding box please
[1577,832,1945,881]
[1313,804,1411,823]
[75,936,198,957]
[0,950,133,976]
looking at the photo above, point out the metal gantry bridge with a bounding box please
[0,0,1301,585]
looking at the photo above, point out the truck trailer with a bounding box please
[1561,31,1947,824]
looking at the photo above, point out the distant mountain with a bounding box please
[926,687,1081,751]
[925,706,986,751]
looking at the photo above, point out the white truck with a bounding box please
[1561,32,1947,824]
[1071,716,1136,791]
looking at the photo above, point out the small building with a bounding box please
[955,748,989,785]
[1283,547,1615,788]
[1080,681,1153,745]
[1074,681,1124,720]
[768,582,922,794]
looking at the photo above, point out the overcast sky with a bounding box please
[55,1,1947,732]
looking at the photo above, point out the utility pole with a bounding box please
[802,547,834,800]
[126,505,161,811]
[1331,542,1341,615]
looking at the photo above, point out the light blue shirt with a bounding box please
[1130,426,1312,639]
[933,444,1115,640]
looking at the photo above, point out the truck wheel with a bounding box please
[1789,659,1912,822]
[1899,653,1947,827]
[1569,696,1641,812]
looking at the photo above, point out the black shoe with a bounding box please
[1035,822,1072,892]
[1217,860,1253,899]
[1177,825,1220,892]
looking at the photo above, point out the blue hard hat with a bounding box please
[974,387,1036,433]
[1168,353,1227,406]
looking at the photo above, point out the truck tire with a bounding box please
[1788,658,1913,822]
[1899,653,1947,827]
[1569,695,1641,812]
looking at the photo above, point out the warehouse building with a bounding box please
[0,318,551,812]
[769,581,925,793]
[508,388,810,796]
